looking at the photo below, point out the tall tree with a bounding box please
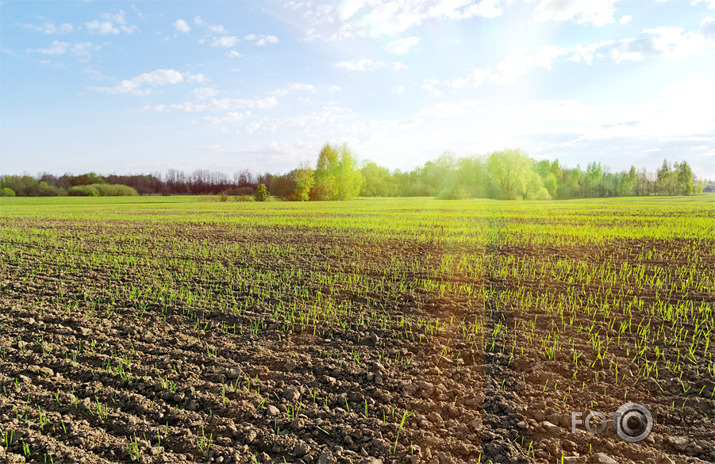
[360,161,396,196]
[487,149,549,200]
[674,161,695,195]
[312,143,362,200]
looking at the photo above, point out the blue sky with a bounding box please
[1,0,714,179]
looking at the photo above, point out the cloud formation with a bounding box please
[86,10,137,35]
[244,34,280,46]
[27,40,100,56]
[333,58,385,71]
[89,69,207,95]
[143,96,278,112]
[210,36,240,47]
[385,36,419,54]
[23,22,74,34]
[173,19,191,33]
[292,0,504,40]
[532,0,619,27]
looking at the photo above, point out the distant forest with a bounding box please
[1,146,711,200]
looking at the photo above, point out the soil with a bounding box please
[0,215,713,464]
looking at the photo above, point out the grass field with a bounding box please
[1,195,713,464]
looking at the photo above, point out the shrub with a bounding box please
[0,187,15,197]
[436,185,470,200]
[68,183,137,196]
[254,183,268,202]
[68,185,100,196]
[94,184,138,196]
[219,191,229,202]
[225,186,254,196]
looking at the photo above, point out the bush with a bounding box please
[68,185,100,196]
[94,184,138,196]
[254,183,268,202]
[36,181,64,196]
[0,187,15,197]
[225,186,255,196]
[436,185,470,200]
[68,183,137,196]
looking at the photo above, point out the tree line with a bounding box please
[361,151,706,199]
[1,145,709,199]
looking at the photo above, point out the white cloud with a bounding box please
[143,96,278,112]
[103,10,128,25]
[692,0,715,8]
[271,83,316,96]
[426,45,566,93]
[422,79,443,96]
[430,24,713,95]
[193,17,227,33]
[86,20,120,35]
[27,41,100,56]
[194,87,219,100]
[242,104,353,135]
[202,112,253,126]
[226,50,245,58]
[619,15,632,24]
[572,26,711,63]
[417,100,481,118]
[333,58,384,71]
[244,34,280,46]
[174,19,191,33]
[256,35,279,46]
[295,0,504,40]
[385,36,419,54]
[208,24,227,34]
[86,10,137,35]
[393,61,408,70]
[88,69,207,95]
[211,36,240,47]
[533,0,618,27]
[24,22,74,34]
[490,45,565,83]
[28,41,70,55]
[702,16,715,39]
[392,85,406,94]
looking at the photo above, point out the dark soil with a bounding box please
[0,215,713,464]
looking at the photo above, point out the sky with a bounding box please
[1,0,714,179]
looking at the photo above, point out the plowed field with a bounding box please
[1,196,713,464]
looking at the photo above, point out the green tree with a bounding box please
[619,166,637,196]
[292,164,315,201]
[68,172,105,186]
[674,161,695,195]
[254,183,268,201]
[270,165,314,201]
[312,143,362,200]
[487,149,549,200]
[454,156,488,198]
[360,161,396,196]
[584,162,603,197]
[656,159,677,195]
